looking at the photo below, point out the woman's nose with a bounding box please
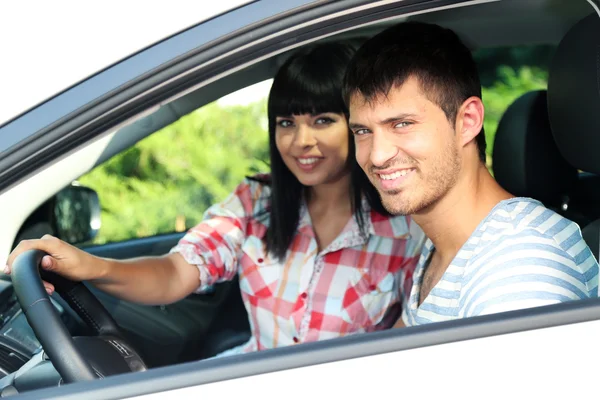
[292,124,317,148]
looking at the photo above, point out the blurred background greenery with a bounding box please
[78,45,551,245]
[78,101,271,243]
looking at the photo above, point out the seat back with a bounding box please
[492,90,582,222]
[547,12,600,260]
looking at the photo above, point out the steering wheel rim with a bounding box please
[11,249,125,383]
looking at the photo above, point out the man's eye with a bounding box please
[354,129,370,136]
[277,120,293,128]
[394,121,412,129]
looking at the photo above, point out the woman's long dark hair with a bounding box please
[251,41,390,261]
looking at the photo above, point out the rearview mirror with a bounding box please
[53,184,101,245]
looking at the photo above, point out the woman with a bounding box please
[6,42,426,357]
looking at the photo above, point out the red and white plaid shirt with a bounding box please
[171,175,426,356]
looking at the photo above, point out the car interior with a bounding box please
[0,0,599,395]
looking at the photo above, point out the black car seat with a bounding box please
[198,275,251,359]
[492,90,583,224]
[547,12,600,260]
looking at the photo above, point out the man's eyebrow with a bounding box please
[379,113,418,124]
[348,122,368,131]
[349,113,419,131]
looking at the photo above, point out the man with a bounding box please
[343,21,599,326]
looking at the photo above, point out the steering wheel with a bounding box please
[10,249,147,384]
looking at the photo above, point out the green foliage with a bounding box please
[78,100,270,244]
[481,65,548,167]
[474,45,555,87]
[78,64,548,245]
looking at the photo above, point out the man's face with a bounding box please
[349,76,461,215]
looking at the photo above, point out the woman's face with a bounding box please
[275,112,350,187]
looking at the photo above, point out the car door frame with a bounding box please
[16,298,600,399]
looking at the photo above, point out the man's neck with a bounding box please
[414,162,513,260]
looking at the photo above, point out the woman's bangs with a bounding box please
[268,69,347,118]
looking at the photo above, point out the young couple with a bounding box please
[7,21,598,357]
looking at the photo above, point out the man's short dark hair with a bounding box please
[343,21,487,162]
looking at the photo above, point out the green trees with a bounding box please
[79,101,270,244]
[482,66,548,163]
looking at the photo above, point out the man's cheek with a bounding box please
[354,142,369,171]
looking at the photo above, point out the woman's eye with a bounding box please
[277,120,293,128]
[315,117,335,125]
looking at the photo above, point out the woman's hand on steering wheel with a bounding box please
[5,234,103,294]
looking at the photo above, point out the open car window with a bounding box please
[76,82,272,245]
[474,44,556,168]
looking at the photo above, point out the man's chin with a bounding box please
[381,196,412,216]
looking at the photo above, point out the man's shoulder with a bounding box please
[476,197,592,266]
[459,198,599,315]
[485,198,578,241]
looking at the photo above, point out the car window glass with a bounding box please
[474,44,556,170]
[78,80,272,245]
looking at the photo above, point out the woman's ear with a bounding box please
[456,96,484,148]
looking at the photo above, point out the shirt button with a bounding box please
[293,337,299,343]
[257,258,264,263]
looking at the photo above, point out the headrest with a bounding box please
[493,90,577,203]
[548,12,600,174]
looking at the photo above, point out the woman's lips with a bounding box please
[295,157,323,172]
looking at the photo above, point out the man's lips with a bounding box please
[373,168,416,190]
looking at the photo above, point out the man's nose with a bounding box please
[293,124,317,148]
[370,131,398,167]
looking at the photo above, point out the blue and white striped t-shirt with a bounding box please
[402,197,599,326]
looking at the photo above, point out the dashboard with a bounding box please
[0,277,77,379]
[0,279,33,376]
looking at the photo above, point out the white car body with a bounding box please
[130,319,600,400]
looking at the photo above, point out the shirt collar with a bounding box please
[363,197,413,239]
[297,196,413,242]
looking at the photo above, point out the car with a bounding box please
[0,0,599,398]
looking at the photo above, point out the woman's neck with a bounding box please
[306,172,353,251]
[306,173,353,212]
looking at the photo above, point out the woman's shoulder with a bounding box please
[244,172,272,186]
[233,173,273,211]
[240,173,272,193]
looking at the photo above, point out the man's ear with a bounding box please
[456,96,484,148]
